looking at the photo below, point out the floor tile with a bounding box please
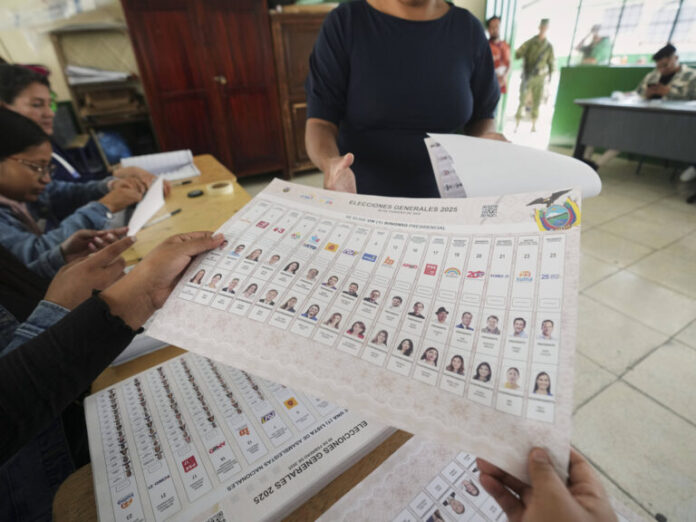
[675,320,696,350]
[579,253,620,290]
[628,250,696,298]
[581,229,653,267]
[584,271,696,336]
[576,295,667,374]
[600,180,675,203]
[573,353,615,409]
[597,470,653,522]
[662,231,696,261]
[599,204,696,249]
[573,382,696,521]
[581,193,646,228]
[624,340,696,424]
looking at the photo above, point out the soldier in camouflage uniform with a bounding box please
[514,19,555,132]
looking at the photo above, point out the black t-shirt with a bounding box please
[306,0,499,197]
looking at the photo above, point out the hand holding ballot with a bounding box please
[114,165,172,196]
[477,448,617,522]
[101,231,225,329]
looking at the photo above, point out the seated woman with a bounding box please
[0,64,165,189]
[0,108,144,277]
[0,231,224,521]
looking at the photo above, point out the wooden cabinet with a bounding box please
[270,5,336,177]
[121,0,285,178]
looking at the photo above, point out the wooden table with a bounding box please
[122,154,252,265]
[53,157,412,521]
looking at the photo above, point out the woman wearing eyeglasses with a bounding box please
[0,108,144,277]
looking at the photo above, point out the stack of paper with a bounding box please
[65,64,130,85]
[121,150,201,181]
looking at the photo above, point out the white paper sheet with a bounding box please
[127,176,165,236]
[121,150,201,181]
[320,437,646,522]
[427,134,602,200]
[147,179,582,483]
[86,352,391,522]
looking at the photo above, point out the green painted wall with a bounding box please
[549,65,651,148]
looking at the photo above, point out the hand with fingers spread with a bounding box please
[101,231,224,329]
[60,226,128,263]
[477,448,617,522]
[114,165,171,197]
[100,177,145,212]
[325,153,357,193]
[46,236,135,310]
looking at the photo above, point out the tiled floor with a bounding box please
[240,156,696,521]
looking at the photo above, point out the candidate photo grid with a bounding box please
[92,353,342,521]
[176,197,565,424]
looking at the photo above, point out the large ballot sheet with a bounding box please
[319,437,643,522]
[148,179,582,482]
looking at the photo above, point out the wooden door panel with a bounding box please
[121,0,218,155]
[291,102,309,163]
[201,0,285,175]
[282,23,324,99]
[159,97,216,155]
[221,90,284,175]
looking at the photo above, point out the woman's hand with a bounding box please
[46,236,135,310]
[114,166,171,196]
[100,231,224,329]
[60,227,128,263]
[99,178,145,212]
[325,153,357,193]
[477,448,617,522]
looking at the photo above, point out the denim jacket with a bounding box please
[0,300,69,356]
[0,178,112,278]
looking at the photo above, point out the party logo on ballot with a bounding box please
[362,253,377,262]
[424,264,438,276]
[325,243,339,252]
[444,267,461,277]
[182,456,198,473]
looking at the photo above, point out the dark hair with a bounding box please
[446,355,465,375]
[652,43,676,62]
[534,371,552,395]
[398,339,413,356]
[513,317,526,326]
[420,347,439,366]
[0,108,50,161]
[474,362,492,382]
[486,15,501,28]
[0,64,50,104]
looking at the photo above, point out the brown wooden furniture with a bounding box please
[121,154,252,265]
[270,4,336,178]
[120,0,286,178]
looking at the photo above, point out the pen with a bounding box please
[143,208,182,228]
[173,180,192,186]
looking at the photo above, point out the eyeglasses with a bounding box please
[9,157,56,177]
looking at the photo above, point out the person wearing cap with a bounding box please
[583,44,696,178]
[514,19,555,132]
[575,25,611,65]
[486,16,511,95]
[435,306,449,324]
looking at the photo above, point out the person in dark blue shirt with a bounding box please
[305,0,502,198]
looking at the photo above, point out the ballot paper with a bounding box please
[148,179,581,483]
[121,150,201,181]
[127,176,165,236]
[86,352,391,522]
[426,134,601,200]
[320,437,645,522]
